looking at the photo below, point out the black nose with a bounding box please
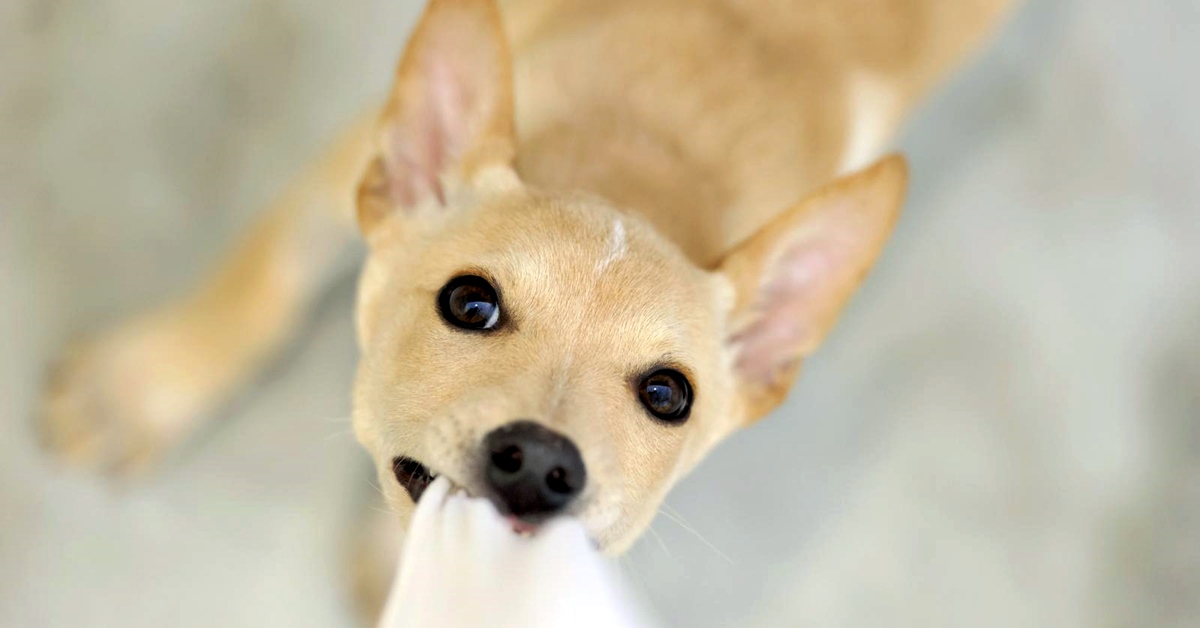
[484,421,587,519]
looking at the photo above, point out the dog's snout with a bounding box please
[484,421,586,518]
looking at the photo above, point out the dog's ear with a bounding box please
[358,0,516,234]
[717,155,907,421]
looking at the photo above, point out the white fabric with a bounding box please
[378,478,660,628]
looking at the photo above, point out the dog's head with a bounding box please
[351,0,906,552]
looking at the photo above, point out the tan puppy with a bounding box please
[41,0,1015,608]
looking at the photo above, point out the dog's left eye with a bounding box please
[636,368,692,424]
[438,275,501,331]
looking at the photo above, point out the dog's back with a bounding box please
[502,0,1016,264]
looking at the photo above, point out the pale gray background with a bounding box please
[2,1,1197,626]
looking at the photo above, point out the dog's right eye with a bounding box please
[438,275,502,331]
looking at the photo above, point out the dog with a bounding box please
[40,0,1015,617]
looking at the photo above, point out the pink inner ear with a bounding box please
[732,241,845,386]
[386,52,488,208]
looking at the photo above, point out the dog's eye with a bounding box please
[438,275,501,331]
[636,369,692,424]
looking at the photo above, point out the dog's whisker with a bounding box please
[657,506,732,564]
[645,523,672,560]
[366,475,386,499]
[322,427,356,442]
[367,504,395,516]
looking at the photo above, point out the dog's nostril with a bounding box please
[491,445,523,474]
[545,467,572,495]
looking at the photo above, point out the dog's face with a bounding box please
[351,0,905,552]
[353,186,739,550]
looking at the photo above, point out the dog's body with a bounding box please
[41,0,1014,618]
[503,0,1007,264]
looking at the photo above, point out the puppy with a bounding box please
[41,0,1016,613]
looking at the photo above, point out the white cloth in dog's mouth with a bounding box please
[377,476,660,628]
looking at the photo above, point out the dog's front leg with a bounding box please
[39,112,379,476]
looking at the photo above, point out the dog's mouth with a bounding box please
[392,456,438,502]
[391,455,547,537]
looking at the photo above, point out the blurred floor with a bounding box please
[2,1,1198,627]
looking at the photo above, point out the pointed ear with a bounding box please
[718,155,908,421]
[357,0,517,234]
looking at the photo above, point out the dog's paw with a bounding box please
[38,327,206,478]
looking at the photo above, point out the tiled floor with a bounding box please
[3,1,1198,626]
